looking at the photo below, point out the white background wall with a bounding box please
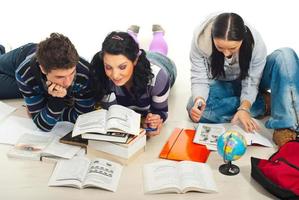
[2,0,298,62]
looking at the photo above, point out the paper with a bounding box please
[0,116,38,145]
[0,101,17,121]
[0,115,74,145]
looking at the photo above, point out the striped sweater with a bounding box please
[101,64,170,121]
[15,50,94,131]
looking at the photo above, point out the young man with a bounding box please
[13,33,94,131]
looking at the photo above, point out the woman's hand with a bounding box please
[143,113,163,136]
[146,120,163,137]
[231,110,259,132]
[189,98,206,122]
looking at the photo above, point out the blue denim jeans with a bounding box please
[0,43,36,99]
[187,48,299,131]
[0,44,5,55]
[146,51,177,87]
[261,48,299,131]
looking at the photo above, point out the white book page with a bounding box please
[0,101,16,121]
[143,160,180,193]
[106,105,140,135]
[7,133,52,160]
[193,123,226,147]
[43,136,81,159]
[193,121,273,150]
[0,116,39,145]
[47,121,74,137]
[229,123,273,147]
[179,161,218,193]
[48,156,90,188]
[72,110,107,137]
[83,158,123,192]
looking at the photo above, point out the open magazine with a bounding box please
[72,105,141,142]
[48,156,123,192]
[7,133,82,161]
[193,122,273,150]
[143,160,217,194]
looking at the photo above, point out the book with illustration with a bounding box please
[48,156,123,192]
[193,122,273,150]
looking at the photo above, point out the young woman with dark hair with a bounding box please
[91,25,177,136]
[187,12,299,147]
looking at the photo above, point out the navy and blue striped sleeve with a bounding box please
[16,59,95,131]
[61,60,95,122]
[16,67,66,131]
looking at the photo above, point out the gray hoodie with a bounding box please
[190,14,267,105]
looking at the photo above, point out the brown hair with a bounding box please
[36,33,79,72]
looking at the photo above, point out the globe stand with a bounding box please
[219,161,240,176]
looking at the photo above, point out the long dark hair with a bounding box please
[90,31,154,101]
[211,13,254,80]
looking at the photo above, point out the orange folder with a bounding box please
[159,128,210,163]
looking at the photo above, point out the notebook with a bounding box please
[159,128,210,163]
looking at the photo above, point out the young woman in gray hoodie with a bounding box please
[187,12,299,147]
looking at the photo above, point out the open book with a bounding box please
[48,156,123,192]
[193,122,273,151]
[143,160,217,194]
[72,105,141,143]
[7,133,82,161]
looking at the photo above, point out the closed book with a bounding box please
[60,132,88,148]
[159,128,210,163]
[88,133,146,159]
[82,132,129,143]
[87,146,145,165]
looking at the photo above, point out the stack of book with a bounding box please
[87,130,146,165]
[69,105,147,164]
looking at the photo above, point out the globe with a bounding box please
[217,130,247,175]
[217,130,247,161]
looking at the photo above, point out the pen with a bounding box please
[145,112,158,132]
[197,101,202,110]
[145,127,157,132]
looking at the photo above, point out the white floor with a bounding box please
[1,1,297,199]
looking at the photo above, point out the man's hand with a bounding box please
[46,81,67,98]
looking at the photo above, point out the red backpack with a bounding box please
[251,140,299,199]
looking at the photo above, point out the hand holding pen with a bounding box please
[190,97,206,122]
[144,113,163,136]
